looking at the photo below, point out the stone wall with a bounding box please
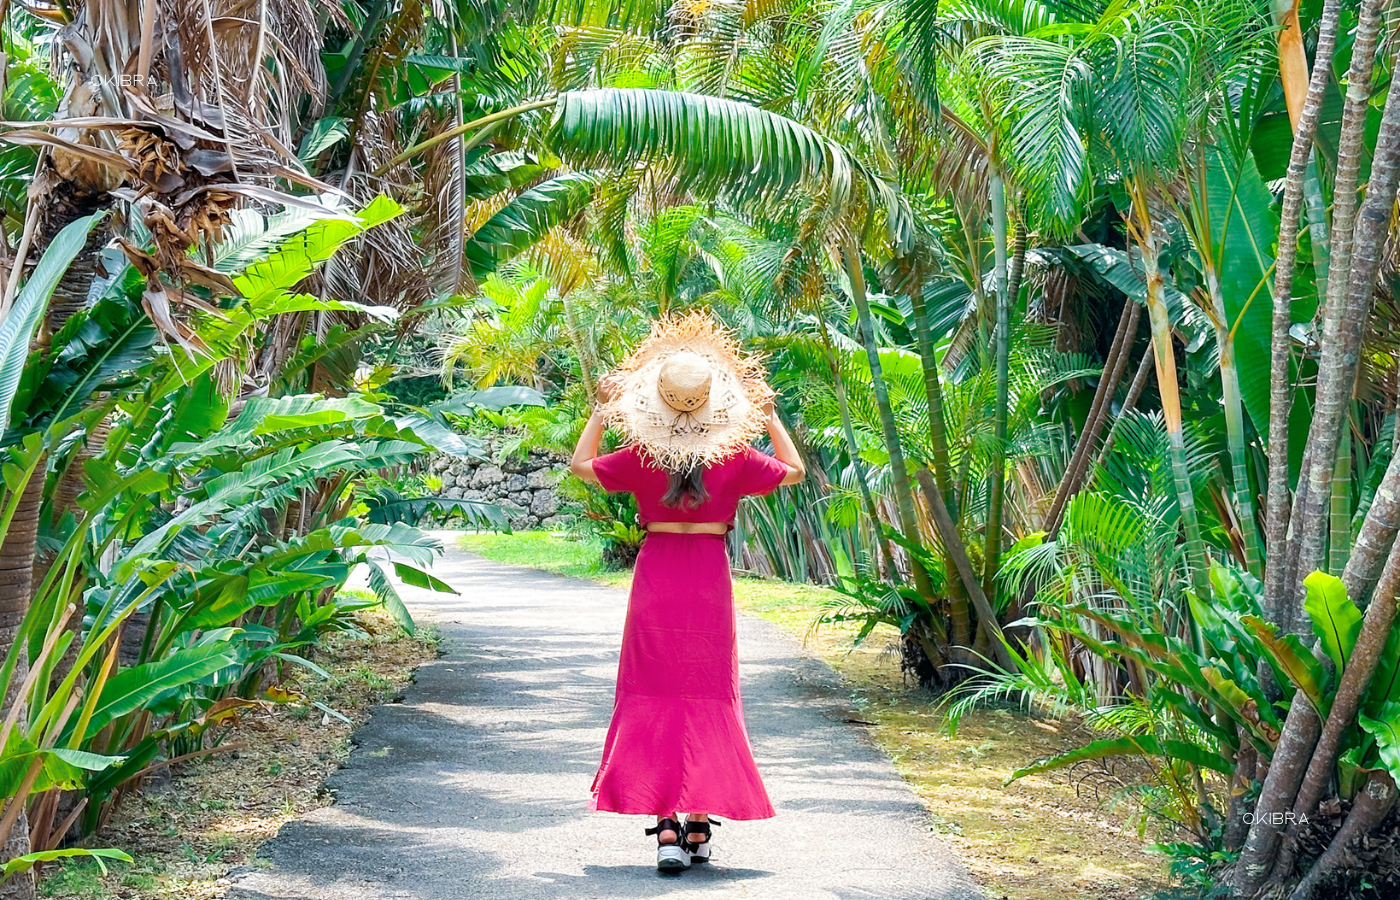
[423,438,570,530]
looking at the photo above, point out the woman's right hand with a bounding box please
[596,373,620,405]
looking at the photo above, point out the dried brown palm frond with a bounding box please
[6,0,335,346]
[331,108,438,311]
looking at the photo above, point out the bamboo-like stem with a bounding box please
[983,174,1015,601]
[1096,348,1153,467]
[1206,263,1263,577]
[843,240,937,605]
[1133,209,1210,600]
[1329,421,1352,575]
[816,314,897,577]
[374,99,558,176]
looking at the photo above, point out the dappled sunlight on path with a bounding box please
[228,535,982,900]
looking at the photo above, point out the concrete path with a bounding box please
[228,539,983,900]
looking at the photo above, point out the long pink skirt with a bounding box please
[590,531,775,820]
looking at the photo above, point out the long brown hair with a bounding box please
[661,465,709,509]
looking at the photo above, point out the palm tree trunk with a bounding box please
[1097,348,1153,466]
[1137,222,1210,600]
[1238,4,1393,887]
[1344,449,1400,605]
[1279,0,1391,620]
[915,468,1014,669]
[1261,0,1343,637]
[1045,296,1139,534]
[0,471,45,900]
[1275,0,1333,307]
[1285,533,1400,864]
[843,240,937,606]
[904,259,970,652]
[983,177,1017,600]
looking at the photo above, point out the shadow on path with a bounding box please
[228,539,984,900]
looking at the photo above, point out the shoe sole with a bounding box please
[657,845,690,872]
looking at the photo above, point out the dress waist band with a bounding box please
[644,522,729,535]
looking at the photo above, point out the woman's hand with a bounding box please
[596,373,620,405]
[763,397,805,486]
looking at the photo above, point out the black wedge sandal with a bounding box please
[683,817,720,863]
[646,817,690,871]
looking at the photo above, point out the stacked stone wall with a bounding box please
[424,439,570,530]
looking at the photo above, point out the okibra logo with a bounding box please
[1242,812,1309,825]
[96,74,150,87]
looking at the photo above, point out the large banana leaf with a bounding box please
[1203,145,1276,437]
[76,645,238,738]
[0,741,118,796]
[1,848,133,879]
[431,385,546,414]
[548,89,913,246]
[0,213,104,432]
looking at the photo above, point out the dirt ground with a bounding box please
[37,605,440,900]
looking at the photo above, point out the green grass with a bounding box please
[456,531,631,587]
[456,529,851,648]
[455,530,846,619]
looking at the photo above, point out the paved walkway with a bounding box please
[228,539,983,900]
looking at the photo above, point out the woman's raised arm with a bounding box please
[570,376,617,485]
[765,406,806,486]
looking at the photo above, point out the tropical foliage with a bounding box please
[3,0,1400,896]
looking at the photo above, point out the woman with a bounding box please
[570,313,805,872]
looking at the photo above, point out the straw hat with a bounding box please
[599,312,774,471]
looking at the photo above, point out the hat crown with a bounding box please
[657,351,712,412]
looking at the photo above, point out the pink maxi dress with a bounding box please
[589,443,788,820]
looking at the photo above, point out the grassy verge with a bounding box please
[457,530,1170,900]
[39,605,440,900]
